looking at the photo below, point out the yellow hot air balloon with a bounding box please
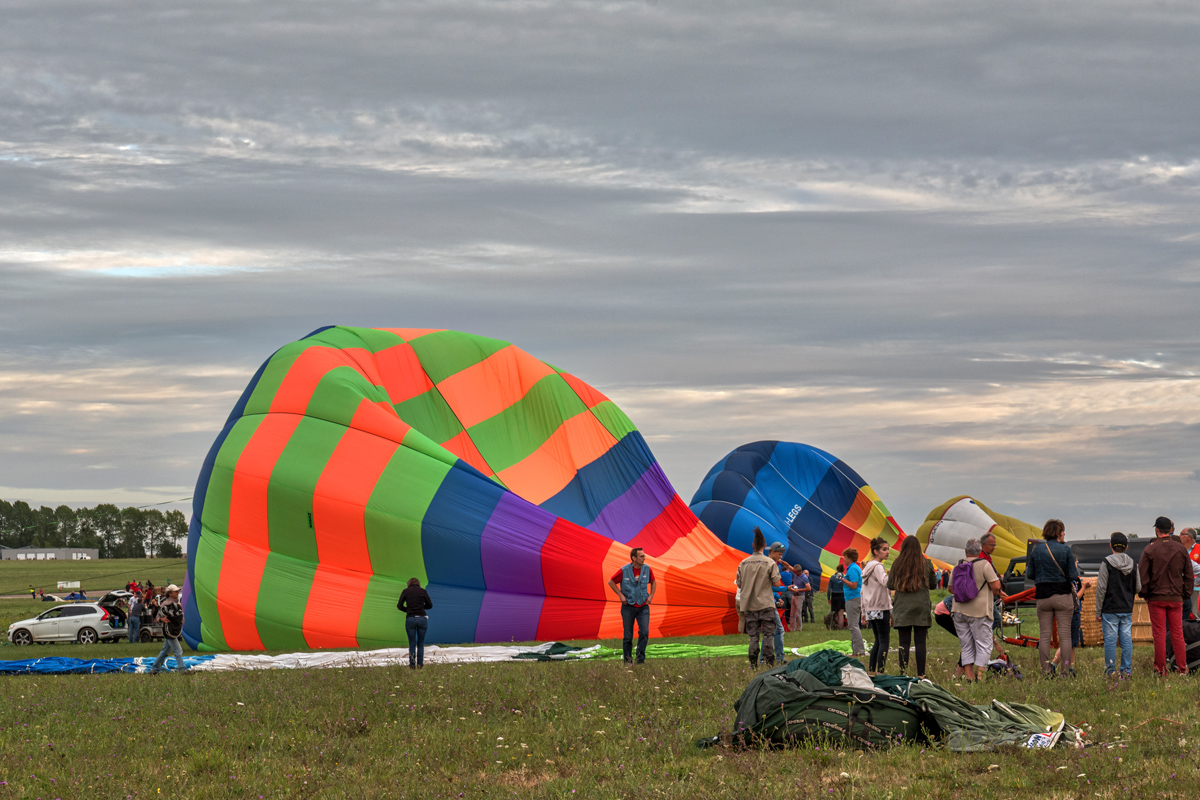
[916,496,1039,575]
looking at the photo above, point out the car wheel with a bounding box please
[77,627,99,645]
[139,629,153,643]
[12,629,33,646]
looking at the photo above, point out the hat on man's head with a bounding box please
[1155,516,1174,532]
[165,584,180,593]
[1110,531,1129,550]
[769,542,786,553]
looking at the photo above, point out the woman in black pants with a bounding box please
[888,536,937,677]
[860,537,893,673]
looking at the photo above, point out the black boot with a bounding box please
[748,654,758,668]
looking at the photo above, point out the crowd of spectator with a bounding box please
[737,514,1198,679]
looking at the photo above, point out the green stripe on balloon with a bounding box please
[190,529,230,651]
[393,388,464,444]
[201,416,265,542]
[356,574,412,648]
[241,341,310,415]
[255,550,317,650]
[364,443,447,579]
[407,330,508,384]
[304,365,389,427]
[466,374,587,473]
[590,400,638,441]
[347,327,407,353]
[266,417,344,564]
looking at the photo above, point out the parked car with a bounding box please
[1002,557,1028,597]
[8,604,126,645]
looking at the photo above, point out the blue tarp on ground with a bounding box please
[0,655,215,674]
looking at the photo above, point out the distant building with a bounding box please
[0,546,100,561]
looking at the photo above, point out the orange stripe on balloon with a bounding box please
[302,566,374,649]
[839,490,875,534]
[269,347,345,414]
[494,411,618,505]
[227,414,303,552]
[374,343,434,404]
[558,371,611,408]
[346,397,412,445]
[302,411,398,648]
[311,426,398,573]
[214,538,269,651]
[435,344,556,429]
[219,412,303,650]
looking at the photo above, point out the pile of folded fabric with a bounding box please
[698,649,1081,752]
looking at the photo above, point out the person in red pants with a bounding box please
[1137,516,1191,675]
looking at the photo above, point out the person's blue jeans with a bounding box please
[150,636,187,673]
[406,616,429,666]
[1102,612,1133,675]
[128,616,141,644]
[1071,603,1083,648]
[621,603,649,664]
[773,609,786,662]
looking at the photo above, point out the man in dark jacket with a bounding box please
[149,585,188,674]
[1137,516,1191,675]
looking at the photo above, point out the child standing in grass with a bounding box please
[1096,532,1140,677]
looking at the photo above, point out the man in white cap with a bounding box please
[149,584,189,674]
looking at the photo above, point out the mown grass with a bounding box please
[2,595,1200,799]
[0,559,187,597]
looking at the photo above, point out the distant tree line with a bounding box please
[0,498,186,559]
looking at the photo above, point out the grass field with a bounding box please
[0,557,188,597]
[3,593,1200,799]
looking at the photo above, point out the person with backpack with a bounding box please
[950,538,1002,681]
[1027,518,1079,677]
[1095,531,1141,677]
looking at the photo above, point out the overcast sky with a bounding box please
[2,0,1198,540]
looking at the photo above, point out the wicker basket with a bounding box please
[1080,581,1155,645]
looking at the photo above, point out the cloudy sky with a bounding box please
[2,0,1198,540]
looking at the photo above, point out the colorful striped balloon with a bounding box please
[689,441,907,587]
[183,327,742,650]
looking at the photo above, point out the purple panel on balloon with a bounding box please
[480,492,555,595]
[477,493,556,641]
[475,591,546,643]
[588,463,676,543]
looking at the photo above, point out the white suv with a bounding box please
[8,604,125,645]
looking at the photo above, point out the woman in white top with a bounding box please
[861,536,894,673]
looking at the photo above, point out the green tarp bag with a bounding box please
[725,666,934,749]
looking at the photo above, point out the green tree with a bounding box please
[116,507,148,559]
[160,510,188,558]
[89,504,122,558]
[53,505,77,548]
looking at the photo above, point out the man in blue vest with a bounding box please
[608,547,657,664]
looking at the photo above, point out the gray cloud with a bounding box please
[2,0,1199,539]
